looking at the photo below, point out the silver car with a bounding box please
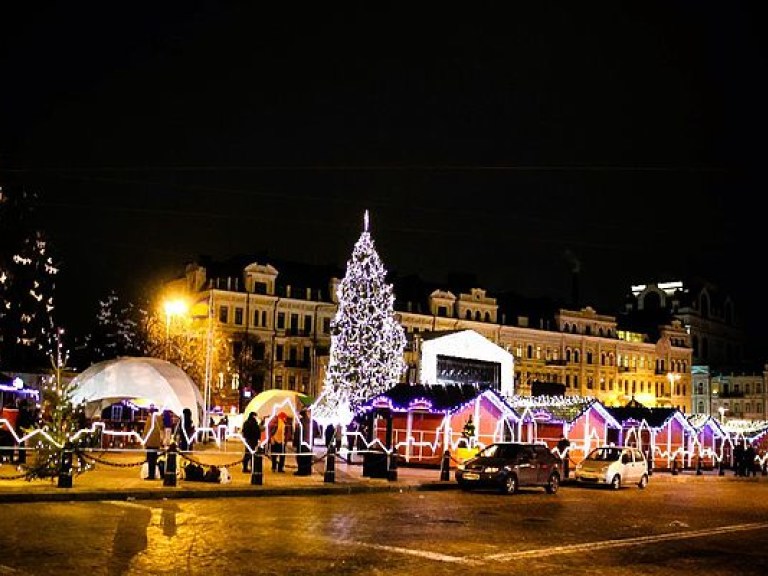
[574,446,649,490]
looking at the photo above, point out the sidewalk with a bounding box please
[0,447,751,504]
[0,447,455,503]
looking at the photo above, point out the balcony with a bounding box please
[545,359,568,366]
[715,390,745,399]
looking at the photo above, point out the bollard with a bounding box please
[295,444,312,477]
[251,452,263,485]
[719,459,725,476]
[696,457,703,476]
[163,444,178,487]
[763,460,767,477]
[440,450,451,482]
[324,445,335,483]
[671,459,679,475]
[387,451,398,482]
[57,445,74,488]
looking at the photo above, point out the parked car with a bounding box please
[574,446,649,490]
[455,442,563,494]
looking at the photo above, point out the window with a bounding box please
[277,312,285,330]
[234,307,244,325]
[218,306,229,323]
[276,344,284,362]
[304,314,312,334]
[323,318,331,333]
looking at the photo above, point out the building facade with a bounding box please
[169,259,696,414]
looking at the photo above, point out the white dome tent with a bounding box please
[69,357,205,426]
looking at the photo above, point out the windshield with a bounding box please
[479,444,522,459]
[588,448,621,462]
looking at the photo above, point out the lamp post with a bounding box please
[718,406,726,424]
[163,299,188,360]
[667,372,680,406]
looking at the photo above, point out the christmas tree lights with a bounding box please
[312,211,406,426]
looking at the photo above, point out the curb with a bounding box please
[0,480,457,504]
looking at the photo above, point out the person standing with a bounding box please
[162,409,174,446]
[324,423,336,449]
[241,412,261,473]
[270,413,287,473]
[557,435,571,478]
[176,408,196,452]
[744,442,757,477]
[142,408,165,480]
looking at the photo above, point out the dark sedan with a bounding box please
[455,441,563,495]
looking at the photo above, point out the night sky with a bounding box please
[1,3,766,348]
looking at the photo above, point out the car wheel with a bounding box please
[458,482,471,492]
[610,474,621,490]
[546,473,560,494]
[501,474,518,495]
[637,474,648,489]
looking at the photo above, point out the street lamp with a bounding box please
[163,299,188,359]
[667,372,680,399]
[718,406,726,424]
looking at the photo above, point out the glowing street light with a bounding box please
[666,372,680,397]
[163,298,188,359]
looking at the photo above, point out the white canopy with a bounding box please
[69,357,205,426]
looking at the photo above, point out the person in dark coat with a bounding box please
[241,412,261,473]
[176,408,196,452]
[324,423,336,449]
[557,435,571,478]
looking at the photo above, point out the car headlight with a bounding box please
[484,466,500,473]
[457,463,466,471]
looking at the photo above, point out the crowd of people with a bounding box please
[732,442,761,477]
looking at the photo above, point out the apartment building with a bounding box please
[169,257,694,414]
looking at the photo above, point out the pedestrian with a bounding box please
[461,416,475,448]
[176,408,196,452]
[324,423,336,449]
[142,407,165,480]
[270,413,287,472]
[162,409,174,446]
[557,434,571,478]
[346,420,357,453]
[219,415,229,443]
[744,442,757,477]
[241,412,261,473]
[734,443,745,476]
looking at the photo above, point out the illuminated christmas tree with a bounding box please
[312,211,406,426]
[27,328,89,480]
